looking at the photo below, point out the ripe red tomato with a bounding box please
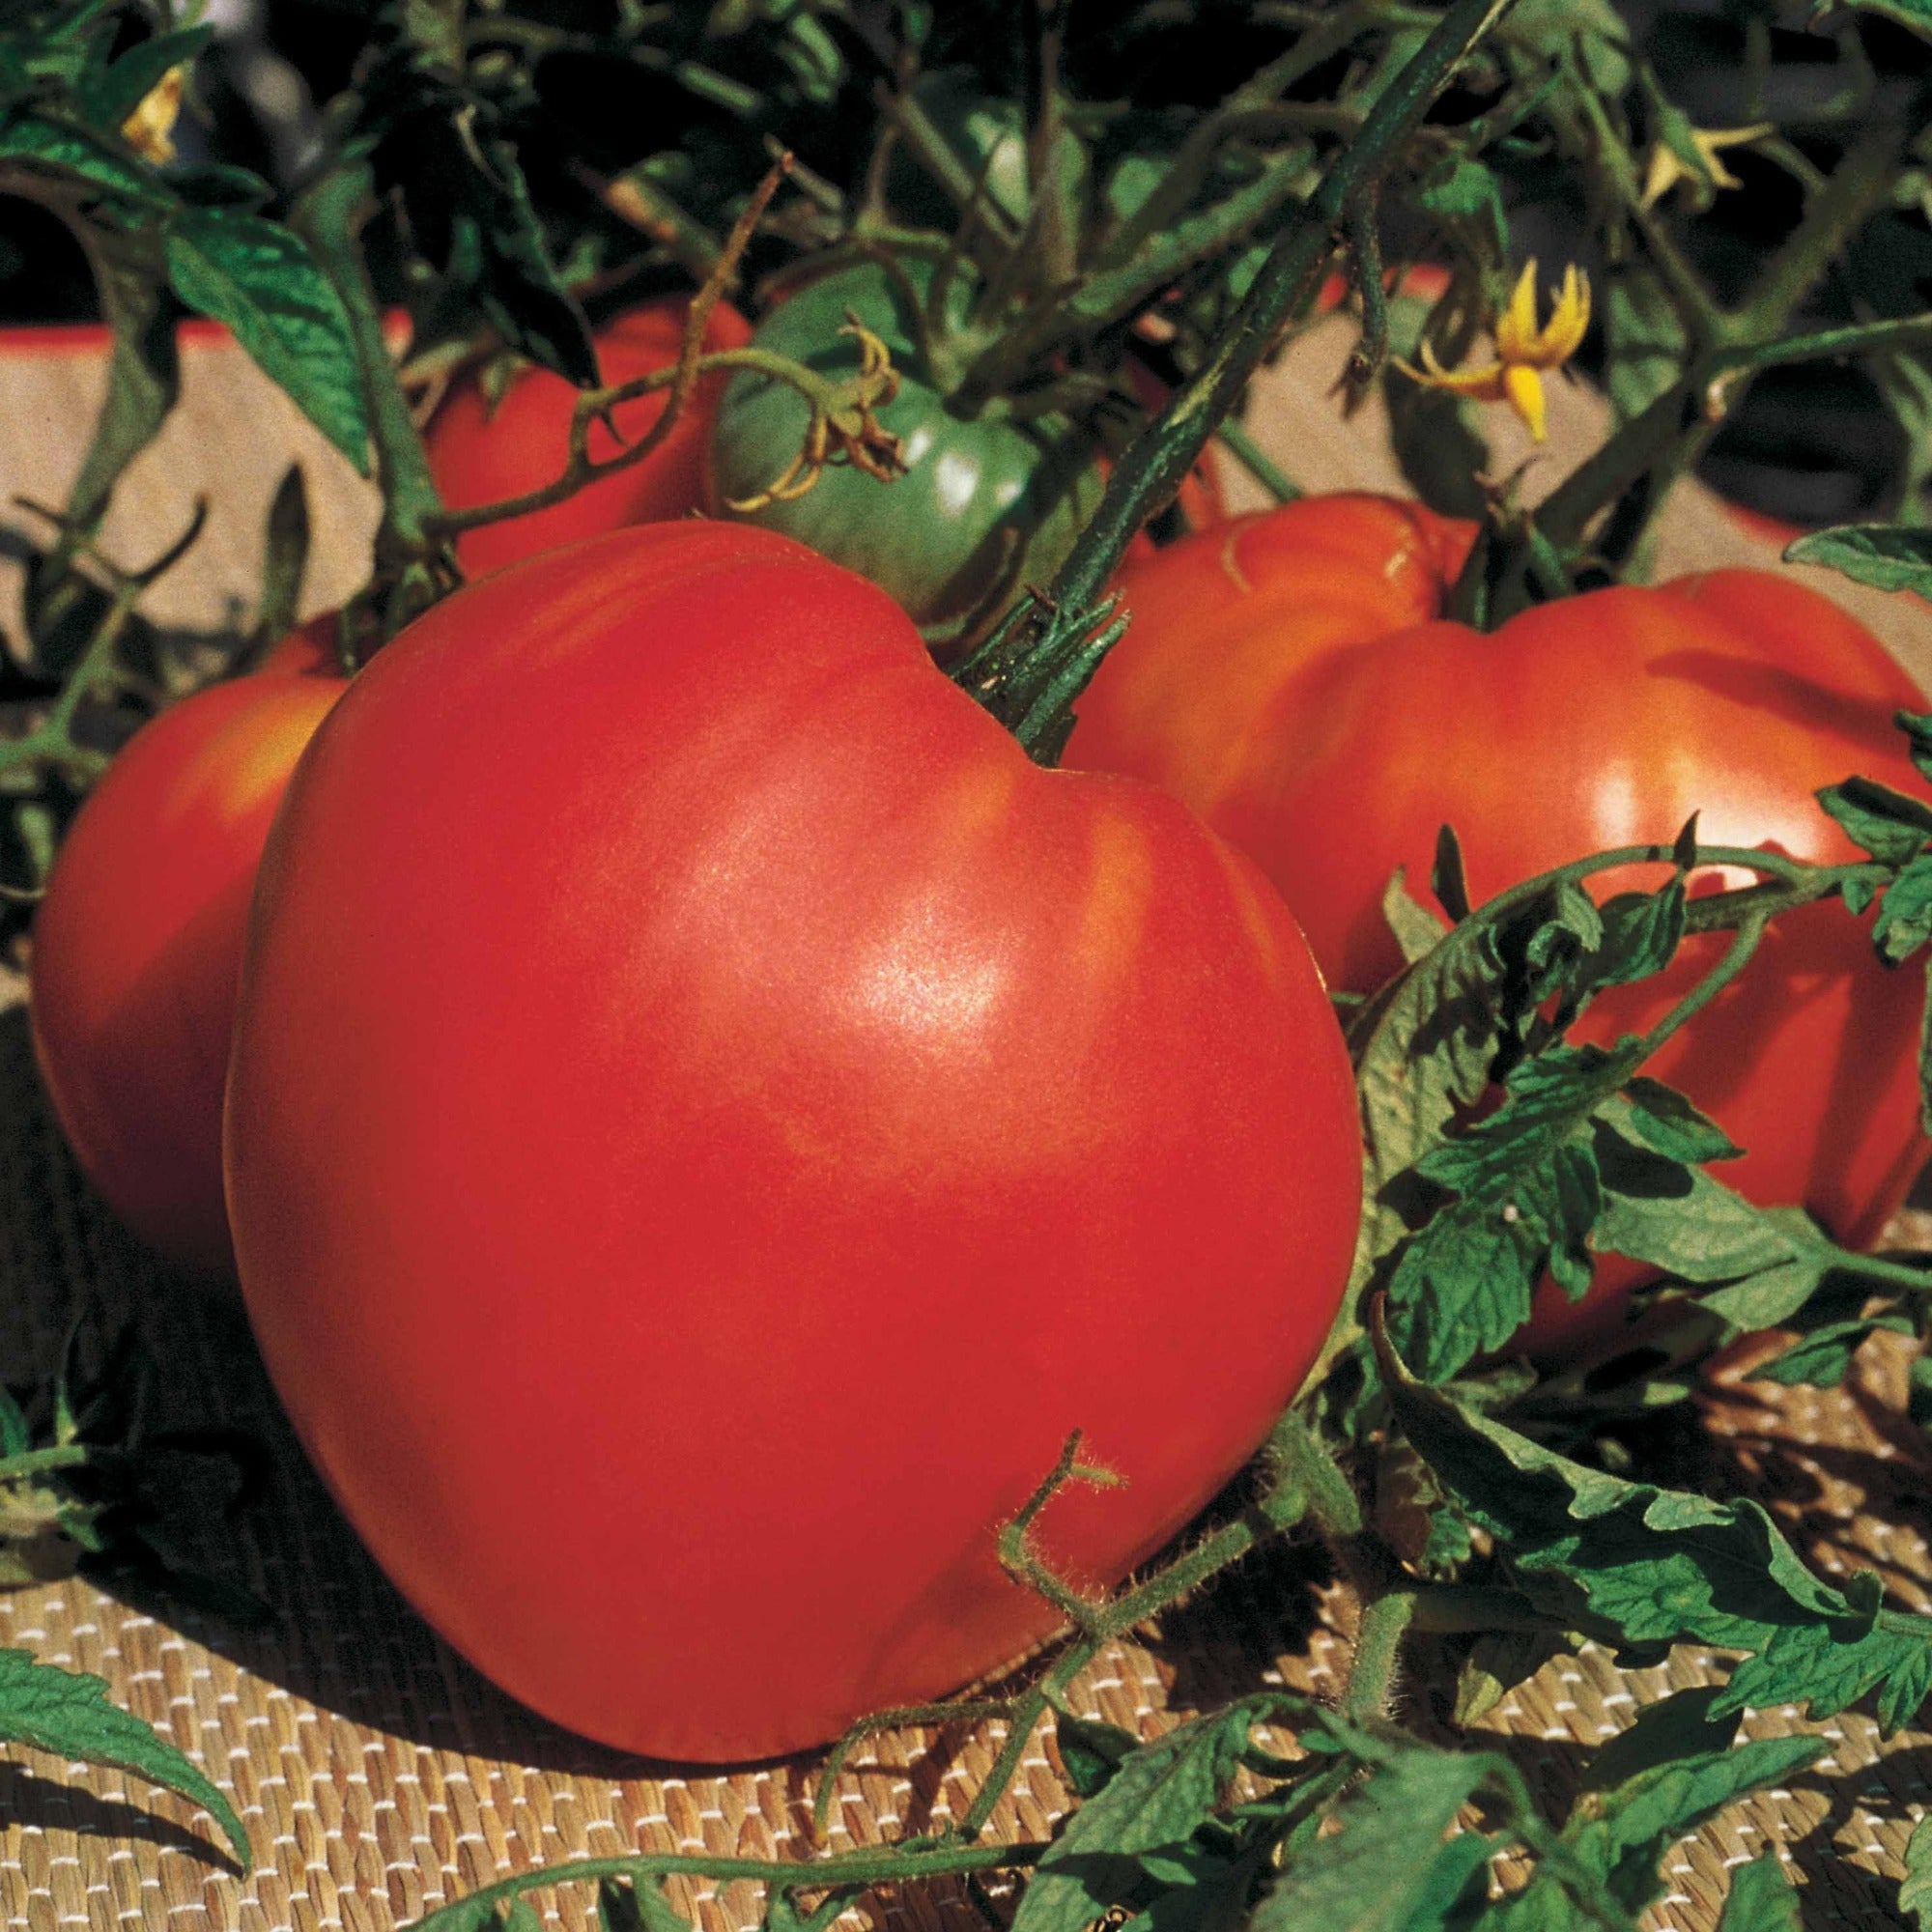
[1066,495,1930,1356]
[424,297,753,581]
[29,669,346,1277]
[224,522,1361,1759]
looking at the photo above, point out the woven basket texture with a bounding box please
[4,321,1932,1932]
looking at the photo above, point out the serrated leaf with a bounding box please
[1433,824,1473,923]
[1618,1078,1740,1165]
[1454,1627,1572,1725]
[1901,1812,1932,1930]
[76,24,212,133]
[1383,867,1451,966]
[1584,884,1686,992]
[1414,153,1507,258]
[1250,1751,1493,1932]
[1717,1855,1801,1932]
[1787,523,1932,595]
[1876,854,1932,963]
[165,207,370,469]
[598,1876,692,1932]
[1579,1687,1740,1793]
[1574,1736,1825,1915]
[1010,1704,1264,1932]
[1604,267,1689,423]
[1055,1711,1141,1800]
[1816,775,1932,867]
[1749,1314,1914,1389]
[1380,1347,1870,1661]
[1719,1596,1932,1735]
[0,1647,247,1865]
[0,110,175,208]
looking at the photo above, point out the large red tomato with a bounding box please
[29,669,346,1277]
[1066,495,1930,1356]
[424,297,753,580]
[224,522,1361,1759]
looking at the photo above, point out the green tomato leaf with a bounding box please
[1603,267,1690,422]
[0,1647,247,1866]
[1382,867,1451,967]
[164,206,370,470]
[1816,774,1932,867]
[1583,883,1687,992]
[1569,1736,1825,1917]
[1054,1711,1142,1801]
[1617,1078,1740,1165]
[1413,153,1508,260]
[75,24,212,134]
[597,1876,692,1932]
[1250,1751,1494,1932]
[0,109,175,209]
[1786,523,1932,597]
[1578,1686,1741,1793]
[1749,1315,1916,1389]
[1875,853,1932,964]
[1453,1627,1574,1726]
[1010,1703,1266,1932]
[1716,1855,1802,1932]
[1901,1812,1932,1930]
[1719,1592,1932,1735]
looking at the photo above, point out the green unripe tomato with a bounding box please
[705,260,1104,651]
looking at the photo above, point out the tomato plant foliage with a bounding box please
[13,0,1932,1924]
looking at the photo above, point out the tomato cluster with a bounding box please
[1066,496,1929,1353]
[26,290,1929,1762]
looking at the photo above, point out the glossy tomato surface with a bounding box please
[706,262,1104,649]
[1066,495,1930,1354]
[425,296,752,581]
[30,671,345,1277]
[225,523,1361,1760]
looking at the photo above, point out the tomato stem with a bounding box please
[956,0,1516,764]
[294,157,458,641]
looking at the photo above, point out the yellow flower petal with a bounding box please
[1503,362,1548,441]
[122,65,185,167]
[1396,345,1510,403]
[1532,266,1591,368]
[1495,260,1543,362]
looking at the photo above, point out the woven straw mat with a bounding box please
[7,326,1932,1932]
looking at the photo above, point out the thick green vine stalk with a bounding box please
[955,0,1515,761]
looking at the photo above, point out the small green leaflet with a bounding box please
[1249,1748,1494,1932]
[0,110,175,210]
[1816,774,1932,870]
[1563,1737,1824,1919]
[1009,1701,1265,1932]
[164,207,371,469]
[1577,1687,1740,1793]
[1716,1856,1801,1932]
[598,1874,694,1932]
[1786,523,1932,596]
[74,23,213,132]
[1901,1812,1932,1930]
[1053,1710,1141,1800]
[1413,154,1509,259]
[0,1646,247,1866]
[1381,1340,1932,1733]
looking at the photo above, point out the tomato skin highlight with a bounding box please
[225,522,1361,1760]
[1066,496,1930,1358]
[424,296,753,581]
[28,671,346,1277]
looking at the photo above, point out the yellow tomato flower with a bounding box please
[122,65,186,167]
[1640,124,1774,211]
[1398,260,1591,442]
